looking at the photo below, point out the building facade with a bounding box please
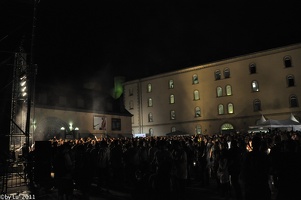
[31,84,132,142]
[123,43,301,136]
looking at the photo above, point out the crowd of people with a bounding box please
[26,129,300,200]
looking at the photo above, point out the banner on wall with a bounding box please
[93,116,107,130]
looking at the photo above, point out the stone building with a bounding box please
[123,43,301,136]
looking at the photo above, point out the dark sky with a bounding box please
[1,0,301,89]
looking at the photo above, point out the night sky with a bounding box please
[1,0,301,89]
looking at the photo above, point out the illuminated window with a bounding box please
[224,68,230,78]
[192,74,199,84]
[249,63,256,74]
[287,75,295,87]
[129,100,134,109]
[290,95,299,107]
[149,128,154,136]
[147,83,152,93]
[171,126,176,132]
[284,56,292,68]
[215,70,221,80]
[195,107,201,117]
[170,110,176,120]
[253,99,261,111]
[170,94,175,104]
[169,80,174,89]
[196,124,202,134]
[148,98,153,107]
[194,90,200,100]
[148,112,153,122]
[228,103,234,114]
[251,80,259,92]
[226,85,232,96]
[217,86,223,97]
[218,104,224,115]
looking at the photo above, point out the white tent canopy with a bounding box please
[249,113,301,131]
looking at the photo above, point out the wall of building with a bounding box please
[33,106,132,141]
[124,43,301,136]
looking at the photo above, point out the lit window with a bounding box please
[169,80,174,89]
[148,113,153,122]
[196,124,202,134]
[147,83,152,93]
[195,107,201,117]
[287,75,295,87]
[249,63,256,74]
[218,104,224,115]
[224,68,230,78]
[284,56,292,68]
[194,90,200,100]
[149,128,154,136]
[170,110,176,120]
[228,103,234,114]
[148,98,153,107]
[193,74,199,84]
[251,80,259,92]
[171,126,176,132]
[290,95,299,107]
[253,99,261,111]
[215,70,221,80]
[226,85,232,96]
[217,86,223,97]
[170,94,175,104]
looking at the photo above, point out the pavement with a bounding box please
[2,174,278,200]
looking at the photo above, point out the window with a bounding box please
[290,95,299,107]
[228,103,234,114]
[195,107,201,117]
[129,88,133,96]
[249,63,256,74]
[129,100,134,109]
[169,80,174,89]
[171,126,176,132]
[287,75,295,87]
[148,113,153,122]
[251,80,259,92]
[149,128,154,136]
[194,90,200,100]
[196,124,202,134]
[226,85,232,96]
[192,74,199,84]
[217,86,223,97]
[111,118,121,131]
[131,116,134,124]
[224,68,230,78]
[170,94,175,104]
[148,98,153,107]
[147,83,152,93]
[284,56,292,68]
[215,70,221,80]
[170,110,176,120]
[218,104,224,115]
[253,99,261,111]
